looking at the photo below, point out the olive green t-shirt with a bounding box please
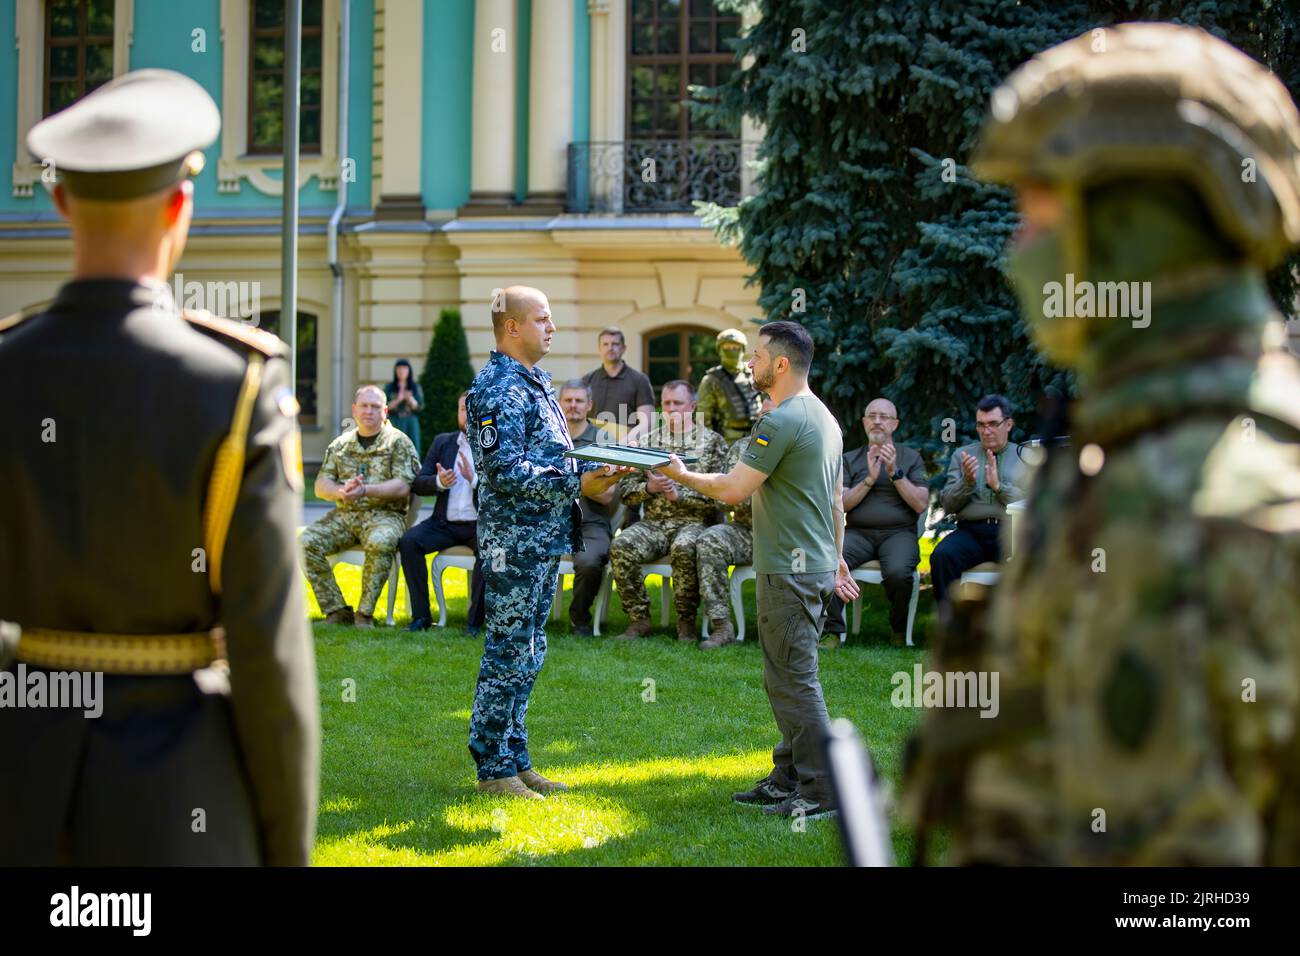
[741,393,843,574]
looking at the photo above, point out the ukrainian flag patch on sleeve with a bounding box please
[479,412,499,450]
[755,434,769,447]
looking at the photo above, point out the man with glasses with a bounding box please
[930,394,1028,610]
[822,398,929,647]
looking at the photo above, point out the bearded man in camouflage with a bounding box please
[904,23,1300,865]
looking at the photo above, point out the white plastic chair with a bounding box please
[430,545,477,628]
[725,565,755,642]
[327,495,422,626]
[845,506,929,647]
[552,504,623,635]
[959,562,1002,588]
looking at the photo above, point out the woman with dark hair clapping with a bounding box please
[385,358,423,454]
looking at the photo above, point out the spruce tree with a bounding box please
[418,308,475,443]
[703,0,1300,467]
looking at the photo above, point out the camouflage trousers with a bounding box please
[299,508,406,616]
[469,554,559,781]
[674,522,753,623]
[609,518,704,624]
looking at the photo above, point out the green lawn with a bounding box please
[307,549,941,866]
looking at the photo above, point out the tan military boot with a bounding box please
[518,768,570,793]
[700,618,735,649]
[323,606,355,626]
[676,618,698,642]
[354,612,374,629]
[615,618,654,640]
[477,775,544,799]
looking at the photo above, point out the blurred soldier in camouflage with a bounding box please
[676,395,775,648]
[300,385,421,627]
[697,329,763,443]
[611,381,729,641]
[904,23,1300,865]
[466,287,627,798]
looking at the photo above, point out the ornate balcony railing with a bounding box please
[566,140,759,214]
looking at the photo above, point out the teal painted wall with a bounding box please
[0,0,374,218]
[421,0,473,211]
[573,0,589,146]
[0,0,41,214]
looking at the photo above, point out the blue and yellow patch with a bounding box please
[755,434,769,447]
[480,416,494,427]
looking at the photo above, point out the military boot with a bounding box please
[676,618,698,642]
[323,606,355,626]
[700,617,735,649]
[518,769,570,793]
[477,775,544,799]
[354,612,374,629]
[615,618,654,640]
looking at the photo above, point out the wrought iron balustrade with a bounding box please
[566,140,759,214]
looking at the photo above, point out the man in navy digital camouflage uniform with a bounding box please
[465,286,629,798]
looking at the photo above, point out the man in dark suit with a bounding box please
[400,391,486,632]
[0,70,319,865]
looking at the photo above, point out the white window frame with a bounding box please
[11,0,134,198]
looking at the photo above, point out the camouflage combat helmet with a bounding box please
[716,328,748,348]
[972,22,1300,270]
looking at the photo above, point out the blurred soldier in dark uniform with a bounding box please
[904,24,1300,865]
[465,286,628,798]
[0,70,320,865]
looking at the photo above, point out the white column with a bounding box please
[465,0,518,211]
[376,0,425,218]
[526,0,574,208]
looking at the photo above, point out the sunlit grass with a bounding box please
[302,527,946,865]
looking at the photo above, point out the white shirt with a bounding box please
[440,431,478,522]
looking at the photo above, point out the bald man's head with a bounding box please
[863,397,899,443]
[491,285,548,336]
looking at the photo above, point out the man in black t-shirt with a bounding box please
[823,398,929,646]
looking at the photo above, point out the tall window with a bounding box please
[627,0,741,141]
[44,0,114,116]
[260,310,319,426]
[248,0,323,154]
[645,326,718,390]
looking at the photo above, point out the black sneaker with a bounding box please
[405,617,433,633]
[763,794,839,820]
[572,623,594,637]
[733,776,796,807]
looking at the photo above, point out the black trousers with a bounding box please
[929,520,1002,609]
[825,526,920,635]
[569,520,612,627]
[398,515,485,627]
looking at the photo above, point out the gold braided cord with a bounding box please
[203,354,264,595]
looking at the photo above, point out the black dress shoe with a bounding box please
[405,617,433,632]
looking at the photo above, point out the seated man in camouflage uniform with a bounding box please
[300,385,421,627]
[611,380,729,640]
[674,395,775,648]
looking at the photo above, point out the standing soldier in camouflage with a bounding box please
[466,286,628,798]
[300,385,420,628]
[676,395,775,648]
[0,70,318,865]
[610,381,730,641]
[697,329,763,444]
[904,23,1300,865]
